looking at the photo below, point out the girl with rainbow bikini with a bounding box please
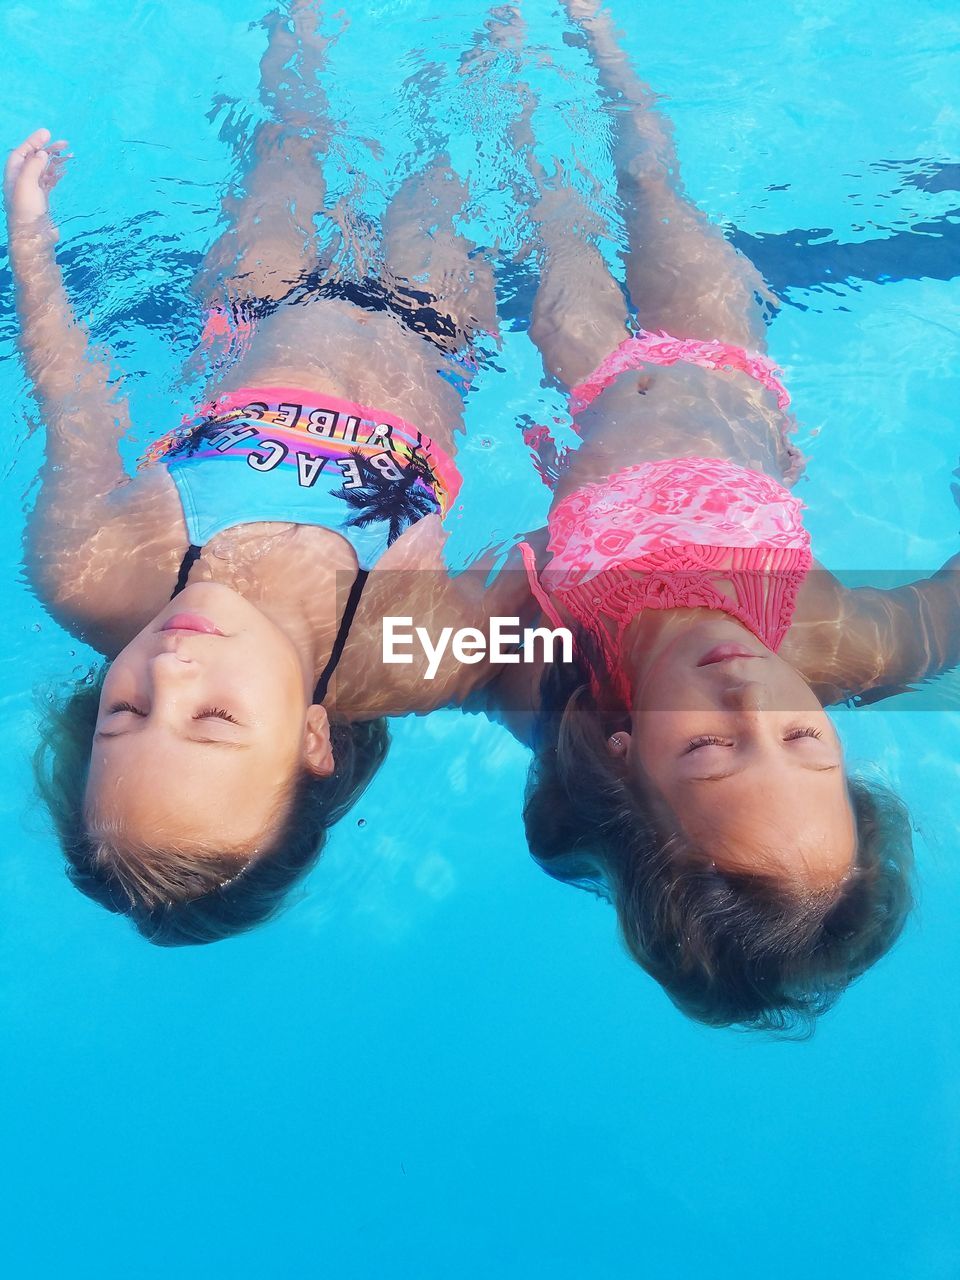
[494,0,960,1031]
[7,3,534,944]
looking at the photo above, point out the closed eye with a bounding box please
[108,701,145,716]
[684,727,825,755]
[684,735,732,753]
[194,706,240,724]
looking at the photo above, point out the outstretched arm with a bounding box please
[6,131,131,490]
[788,554,960,705]
[7,129,180,644]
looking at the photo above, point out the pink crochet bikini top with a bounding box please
[520,332,812,708]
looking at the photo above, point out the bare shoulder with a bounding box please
[28,467,189,656]
[335,524,542,716]
[783,564,926,705]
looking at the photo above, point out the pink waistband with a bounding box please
[142,384,463,509]
[569,329,792,416]
[522,328,795,489]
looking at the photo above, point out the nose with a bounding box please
[720,680,769,712]
[148,648,199,690]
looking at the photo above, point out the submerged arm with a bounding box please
[791,555,960,705]
[6,130,178,645]
[8,134,130,600]
[6,131,131,493]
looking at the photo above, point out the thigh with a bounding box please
[527,181,631,388]
[564,0,774,349]
[381,161,498,348]
[192,4,343,309]
[196,125,334,306]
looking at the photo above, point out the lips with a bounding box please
[697,644,761,666]
[161,613,224,636]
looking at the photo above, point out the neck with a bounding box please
[190,531,354,694]
[622,607,719,701]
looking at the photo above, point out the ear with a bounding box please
[302,704,335,778]
[606,730,631,758]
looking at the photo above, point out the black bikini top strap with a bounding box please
[170,542,366,706]
[171,544,203,599]
[313,568,370,705]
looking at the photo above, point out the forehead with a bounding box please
[681,769,856,887]
[85,733,296,851]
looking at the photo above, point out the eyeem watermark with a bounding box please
[383,617,573,680]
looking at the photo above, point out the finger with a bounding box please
[41,159,70,192]
[18,148,51,184]
[45,139,69,154]
[5,127,52,186]
[13,127,52,156]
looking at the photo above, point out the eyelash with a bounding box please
[196,707,239,724]
[685,735,729,752]
[685,727,823,753]
[108,702,238,724]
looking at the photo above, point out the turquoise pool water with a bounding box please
[2,2,960,1276]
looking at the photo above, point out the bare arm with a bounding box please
[788,555,960,705]
[6,129,180,644]
[6,131,130,490]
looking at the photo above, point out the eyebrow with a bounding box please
[683,763,841,783]
[94,730,249,750]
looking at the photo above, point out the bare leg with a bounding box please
[381,160,497,348]
[563,0,774,350]
[486,6,631,388]
[201,3,503,359]
[193,1,346,309]
[378,10,534,349]
[508,1,796,495]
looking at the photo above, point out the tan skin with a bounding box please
[615,612,853,890]
[7,5,534,864]
[498,0,960,890]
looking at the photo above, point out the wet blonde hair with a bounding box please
[524,661,915,1034]
[35,666,389,945]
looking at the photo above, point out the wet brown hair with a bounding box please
[34,666,389,945]
[524,660,915,1034]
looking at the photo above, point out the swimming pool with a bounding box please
[2,1,959,1275]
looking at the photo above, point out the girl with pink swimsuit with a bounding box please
[512,1,960,1031]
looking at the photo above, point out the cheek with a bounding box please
[637,666,717,715]
[99,658,132,702]
[262,663,310,721]
[246,678,309,746]
[768,661,823,711]
[231,629,307,703]
[633,706,700,757]
[630,726,683,794]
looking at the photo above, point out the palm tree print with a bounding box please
[147,410,244,463]
[334,447,441,546]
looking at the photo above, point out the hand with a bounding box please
[4,128,70,231]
